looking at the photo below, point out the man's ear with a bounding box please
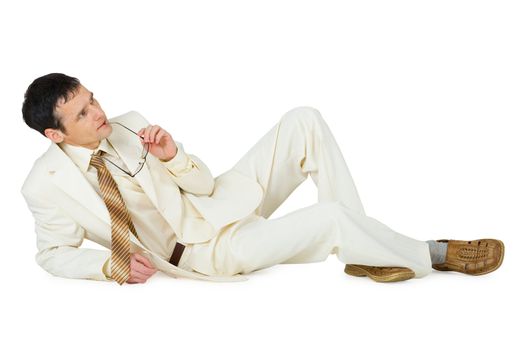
[44,128,65,144]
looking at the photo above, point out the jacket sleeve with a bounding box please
[160,140,215,196]
[22,189,112,282]
[127,111,215,196]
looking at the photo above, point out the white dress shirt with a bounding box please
[59,138,202,277]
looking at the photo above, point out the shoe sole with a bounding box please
[344,264,415,283]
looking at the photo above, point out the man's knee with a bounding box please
[281,106,323,125]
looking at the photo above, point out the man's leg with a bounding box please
[185,107,432,278]
[207,201,433,278]
[185,107,502,280]
[230,106,367,218]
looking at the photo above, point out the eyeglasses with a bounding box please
[101,122,149,177]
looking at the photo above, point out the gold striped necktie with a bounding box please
[90,150,138,285]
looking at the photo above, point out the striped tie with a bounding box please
[90,150,138,285]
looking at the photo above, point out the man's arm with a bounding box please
[22,190,112,281]
[160,141,215,195]
[23,188,157,284]
[137,122,215,196]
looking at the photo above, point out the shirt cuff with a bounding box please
[102,257,112,280]
[161,141,198,175]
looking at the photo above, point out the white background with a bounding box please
[1,1,523,349]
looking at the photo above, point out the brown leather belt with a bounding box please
[169,242,186,266]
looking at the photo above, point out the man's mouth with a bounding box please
[97,120,108,130]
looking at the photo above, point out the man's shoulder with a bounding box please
[21,144,56,197]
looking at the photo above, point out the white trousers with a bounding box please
[184,107,432,278]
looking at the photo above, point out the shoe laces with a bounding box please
[458,241,489,261]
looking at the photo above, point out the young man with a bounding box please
[21,73,504,285]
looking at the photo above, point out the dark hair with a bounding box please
[22,73,81,136]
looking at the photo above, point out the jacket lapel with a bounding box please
[46,143,111,226]
[44,124,183,239]
[107,125,182,234]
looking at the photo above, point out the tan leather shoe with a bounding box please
[344,264,415,282]
[432,239,504,275]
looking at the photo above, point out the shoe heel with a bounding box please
[344,264,367,277]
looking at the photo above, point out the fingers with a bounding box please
[132,254,157,273]
[127,269,150,284]
[144,125,159,143]
[133,252,155,269]
[137,125,171,144]
[155,129,167,144]
[125,253,157,284]
[136,124,177,161]
[137,128,145,140]
[132,261,157,277]
[126,267,156,284]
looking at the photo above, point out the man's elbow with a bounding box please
[206,178,215,195]
[194,177,215,196]
[35,247,64,277]
[198,178,215,196]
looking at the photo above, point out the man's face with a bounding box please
[51,84,112,149]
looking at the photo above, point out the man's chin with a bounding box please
[100,123,113,137]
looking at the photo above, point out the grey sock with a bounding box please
[426,240,448,265]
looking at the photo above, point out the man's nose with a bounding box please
[92,107,104,120]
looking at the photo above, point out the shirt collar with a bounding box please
[59,138,118,173]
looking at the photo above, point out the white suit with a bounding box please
[21,107,432,283]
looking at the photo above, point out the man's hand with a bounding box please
[137,125,178,162]
[127,253,158,284]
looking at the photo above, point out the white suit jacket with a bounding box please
[21,111,264,282]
